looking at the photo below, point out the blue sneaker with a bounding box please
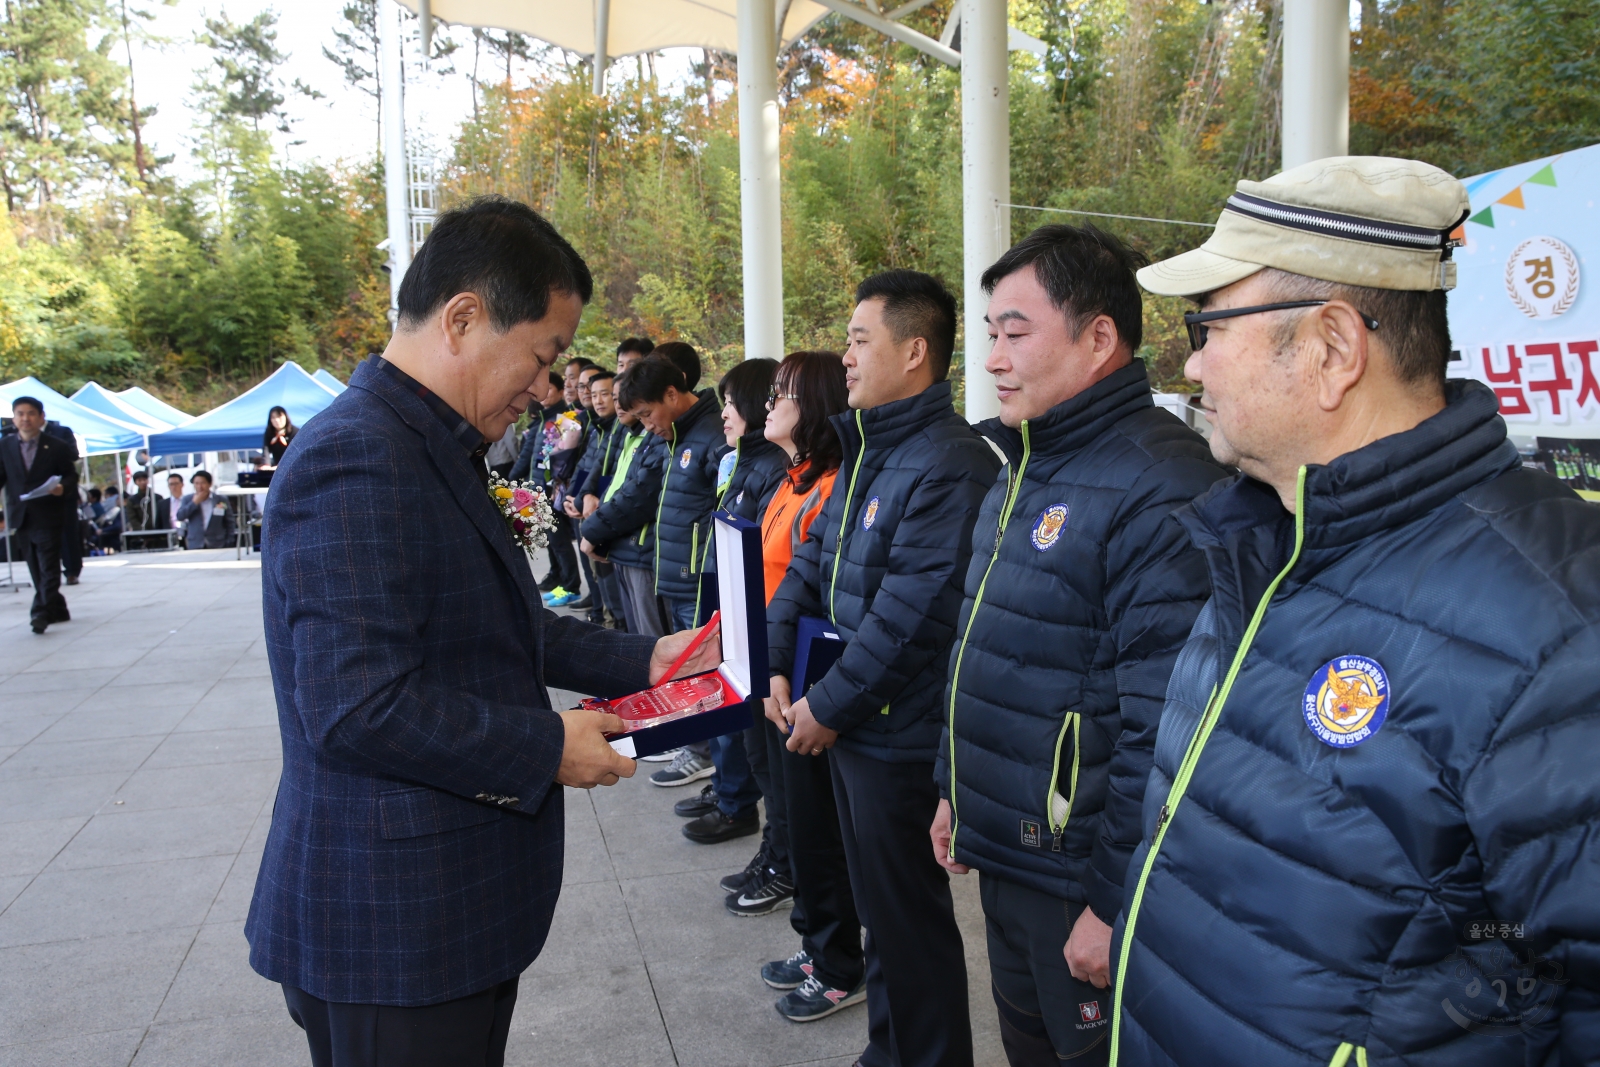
[775,974,866,1022]
[544,587,578,607]
[761,948,813,990]
[541,586,568,605]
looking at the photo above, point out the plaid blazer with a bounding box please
[245,358,654,1006]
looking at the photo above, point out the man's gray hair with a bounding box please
[1258,268,1452,389]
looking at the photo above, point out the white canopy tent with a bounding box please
[382,0,1350,420]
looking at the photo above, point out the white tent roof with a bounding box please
[397,0,830,57]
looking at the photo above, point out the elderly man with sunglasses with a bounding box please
[1106,156,1600,1067]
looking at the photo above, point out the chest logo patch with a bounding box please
[679,448,693,469]
[1303,655,1390,747]
[862,496,881,530]
[736,490,745,505]
[1030,504,1070,551]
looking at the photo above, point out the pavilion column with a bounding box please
[592,0,610,95]
[1281,0,1349,170]
[737,0,784,360]
[960,0,1007,422]
[379,0,410,322]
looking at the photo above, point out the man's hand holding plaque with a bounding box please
[558,709,636,789]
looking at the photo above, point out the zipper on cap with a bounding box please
[1108,466,1308,1065]
[1226,192,1448,251]
[945,421,1031,860]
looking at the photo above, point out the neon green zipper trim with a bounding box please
[1109,466,1308,1066]
[1045,712,1080,848]
[652,424,678,596]
[603,431,641,504]
[945,421,1032,858]
[828,410,868,627]
[1327,1044,1367,1067]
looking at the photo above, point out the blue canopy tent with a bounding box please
[117,386,193,427]
[72,381,173,432]
[312,369,346,394]
[147,362,341,455]
[0,376,147,453]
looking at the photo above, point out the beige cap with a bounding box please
[1137,156,1471,298]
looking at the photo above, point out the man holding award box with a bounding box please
[247,197,721,1067]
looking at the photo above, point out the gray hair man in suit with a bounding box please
[0,396,79,632]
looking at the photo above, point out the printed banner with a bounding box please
[1448,143,1600,438]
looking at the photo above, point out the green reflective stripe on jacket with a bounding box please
[946,420,1032,858]
[1108,466,1308,1066]
[828,410,868,627]
[602,430,643,504]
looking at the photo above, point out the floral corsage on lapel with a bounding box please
[488,474,557,552]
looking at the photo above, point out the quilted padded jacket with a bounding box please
[935,362,1227,920]
[1109,381,1600,1067]
[580,425,662,571]
[649,391,729,602]
[768,381,1001,762]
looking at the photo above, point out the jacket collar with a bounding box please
[1183,379,1521,564]
[979,361,1154,465]
[350,358,543,617]
[833,380,958,452]
[739,429,783,459]
[673,391,720,439]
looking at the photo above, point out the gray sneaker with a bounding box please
[649,747,714,787]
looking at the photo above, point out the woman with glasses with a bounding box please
[742,350,868,1025]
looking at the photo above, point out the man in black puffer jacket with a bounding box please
[769,272,1001,1058]
[580,399,667,636]
[1111,156,1600,1067]
[931,227,1228,1067]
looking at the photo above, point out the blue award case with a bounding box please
[604,511,769,759]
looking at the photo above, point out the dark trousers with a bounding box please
[23,525,66,624]
[60,517,82,578]
[576,549,603,621]
[545,515,580,591]
[832,746,972,1067]
[744,714,787,876]
[775,721,863,991]
[282,979,518,1067]
[979,875,1110,1066]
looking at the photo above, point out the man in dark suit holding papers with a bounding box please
[0,396,79,633]
[247,197,720,1067]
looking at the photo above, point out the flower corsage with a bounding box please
[488,474,557,552]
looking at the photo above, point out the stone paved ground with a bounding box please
[0,549,1002,1067]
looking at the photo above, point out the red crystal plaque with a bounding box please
[585,672,737,733]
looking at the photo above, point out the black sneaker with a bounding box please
[649,748,713,787]
[726,870,795,917]
[775,975,866,1022]
[761,948,814,990]
[682,810,759,844]
[569,594,593,610]
[674,784,718,819]
[719,843,770,893]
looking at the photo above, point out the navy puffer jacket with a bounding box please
[1110,381,1600,1067]
[768,381,1001,762]
[719,431,789,525]
[580,427,663,570]
[650,392,728,602]
[935,362,1226,921]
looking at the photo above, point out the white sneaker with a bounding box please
[649,748,714,786]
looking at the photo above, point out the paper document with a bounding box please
[19,475,61,501]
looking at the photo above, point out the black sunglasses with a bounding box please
[1183,300,1380,351]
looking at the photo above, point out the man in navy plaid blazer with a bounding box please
[246,198,721,1067]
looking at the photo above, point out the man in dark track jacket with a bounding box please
[581,394,667,636]
[769,271,1001,1054]
[1110,157,1600,1067]
[246,198,721,1067]
[931,227,1227,1067]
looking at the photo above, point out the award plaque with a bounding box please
[596,511,769,759]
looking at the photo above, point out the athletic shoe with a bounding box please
[544,588,579,608]
[761,948,814,990]
[640,747,680,764]
[719,843,770,893]
[681,809,760,844]
[775,975,867,1022]
[541,586,572,605]
[673,783,718,818]
[726,870,795,917]
[649,748,713,787]
[569,594,594,610]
